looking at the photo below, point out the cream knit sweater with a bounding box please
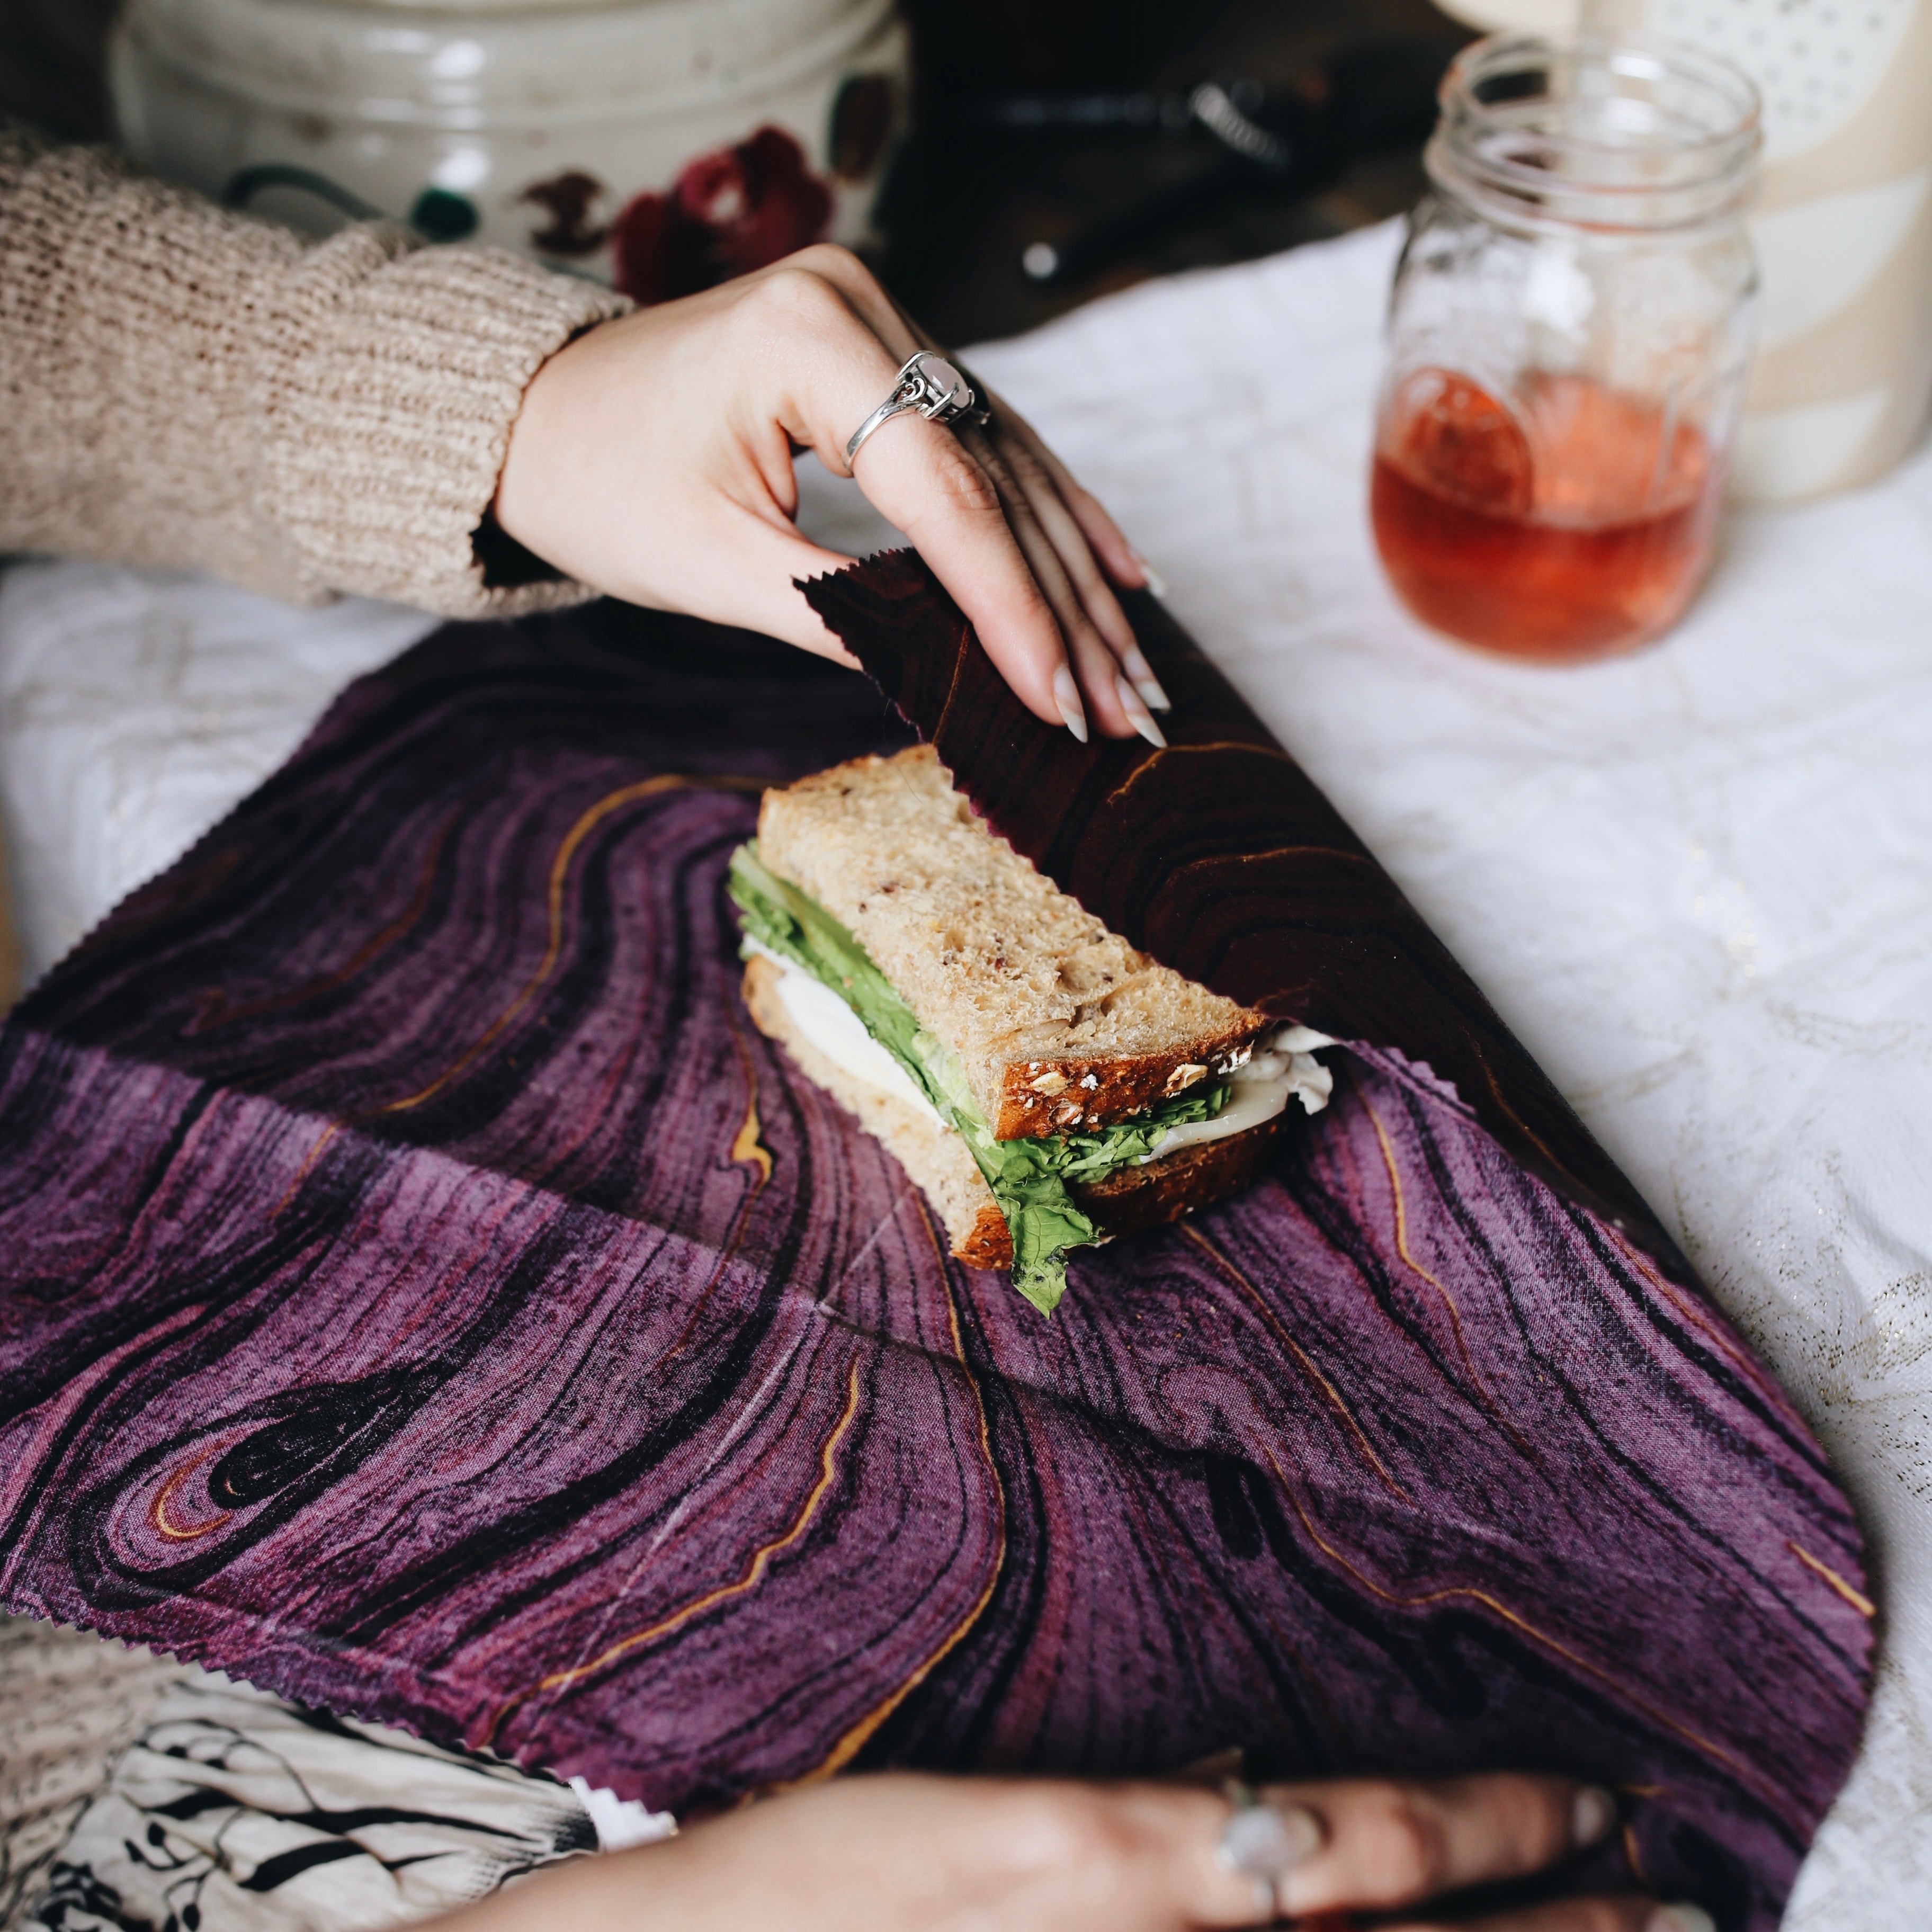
[0,124,631,615]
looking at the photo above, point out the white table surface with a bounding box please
[3,220,1927,1927]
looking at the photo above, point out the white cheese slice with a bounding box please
[750,944,944,1126]
[1137,1024,1336,1164]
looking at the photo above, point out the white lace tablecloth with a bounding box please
[2,220,1927,1928]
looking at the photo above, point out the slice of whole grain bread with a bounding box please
[757,746,1267,1139]
[743,955,1009,1265]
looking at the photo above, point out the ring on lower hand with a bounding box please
[1218,1779,1324,1923]
[844,350,992,468]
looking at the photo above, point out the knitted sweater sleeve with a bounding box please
[0,125,631,615]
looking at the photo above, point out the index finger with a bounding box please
[853,417,1089,738]
[746,264,1085,737]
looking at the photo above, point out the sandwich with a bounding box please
[728,745,1335,1312]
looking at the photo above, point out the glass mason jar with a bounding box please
[1370,35,1761,662]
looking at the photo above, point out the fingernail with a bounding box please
[1572,1785,1617,1847]
[1129,549,1169,599]
[1648,1907,1716,1932]
[1052,665,1088,744]
[1221,1799,1323,1879]
[1116,674,1167,748]
[1122,647,1171,711]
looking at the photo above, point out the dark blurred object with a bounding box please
[887,0,1471,344]
[0,0,119,140]
[981,44,1450,292]
[896,0,1176,92]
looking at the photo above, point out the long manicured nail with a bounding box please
[1116,674,1167,748]
[1122,646,1171,711]
[1130,548,1169,598]
[1052,664,1088,743]
[1572,1786,1617,1846]
[1648,1907,1716,1932]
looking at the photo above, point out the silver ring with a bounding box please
[844,350,991,468]
[1218,1779,1321,1925]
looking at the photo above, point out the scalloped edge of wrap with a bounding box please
[801,550,1695,1289]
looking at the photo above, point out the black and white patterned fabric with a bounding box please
[1,1617,181,1932]
[18,1665,669,1932]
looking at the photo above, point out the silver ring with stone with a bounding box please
[844,350,991,468]
[1218,1779,1321,1924]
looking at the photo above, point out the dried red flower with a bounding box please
[612,124,833,306]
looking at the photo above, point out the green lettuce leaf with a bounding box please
[727,843,1229,1314]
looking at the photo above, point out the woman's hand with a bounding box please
[437,1769,1714,1932]
[492,245,1170,745]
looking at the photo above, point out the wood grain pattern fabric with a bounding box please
[802,550,1693,1285]
[0,591,1870,1931]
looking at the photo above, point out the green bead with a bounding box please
[409,187,479,243]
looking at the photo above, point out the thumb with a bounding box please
[670,505,863,668]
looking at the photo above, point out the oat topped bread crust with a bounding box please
[756,746,1267,1138]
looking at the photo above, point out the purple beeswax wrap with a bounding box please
[0,598,1869,1931]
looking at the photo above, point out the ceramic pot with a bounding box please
[109,0,910,301]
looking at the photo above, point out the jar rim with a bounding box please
[1428,32,1762,235]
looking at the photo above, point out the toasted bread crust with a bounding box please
[743,957,1281,1272]
[955,1205,1016,1270]
[1070,1116,1284,1237]
[992,1028,1267,1140]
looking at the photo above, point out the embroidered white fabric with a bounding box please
[0,219,1927,1926]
